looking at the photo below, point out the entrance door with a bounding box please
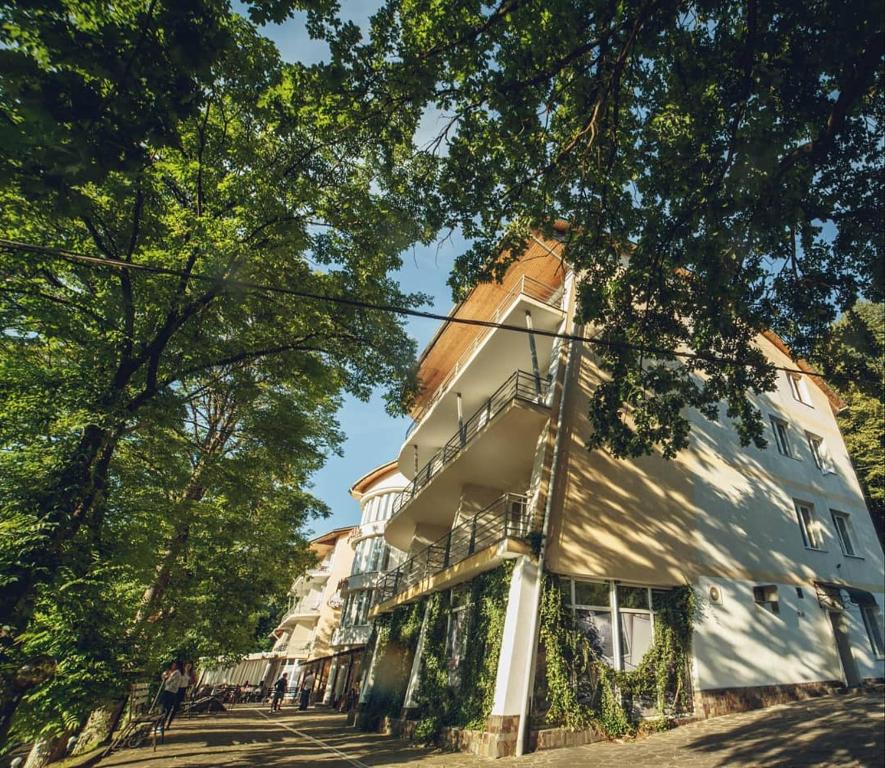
[828,611,861,687]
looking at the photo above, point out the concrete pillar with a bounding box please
[487,555,541,757]
[456,392,465,446]
[323,658,340,704]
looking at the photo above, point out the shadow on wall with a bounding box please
[545,341,883,689]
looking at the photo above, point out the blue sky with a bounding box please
[235,3,467,534]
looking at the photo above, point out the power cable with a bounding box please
[0,237,850,381]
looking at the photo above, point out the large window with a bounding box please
[561,578,665,671]
[794,501,824,550]
[830,511,858,557]
[352,536,391,575]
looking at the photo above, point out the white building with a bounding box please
[357,228,884,757]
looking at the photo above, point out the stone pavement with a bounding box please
[97,691,883,768]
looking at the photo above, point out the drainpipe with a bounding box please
[515,290,580,756]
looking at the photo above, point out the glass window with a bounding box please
[620,612,654,671]
[860,605,884,657]
[617,585,649,610]
[788,373,812,406]
[770,416,792,456]
[574,580,610,607]
[795,501,823,550]
[830,511,857,557]
[563,578,662,671]
[807,434,832,472]
[575,609,614,661]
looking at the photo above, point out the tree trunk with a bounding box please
[23,730,72,768]
[71,700,125,756]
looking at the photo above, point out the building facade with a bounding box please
[357,228,885,757]
[272,526,356,701]
[320,463,409,707]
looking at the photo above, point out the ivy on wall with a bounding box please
[538,574,695,738]
[360,600,424,729]
[413,562,513,739]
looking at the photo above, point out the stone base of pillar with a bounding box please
[436,714,521,759]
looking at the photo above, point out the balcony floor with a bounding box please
[369,538,533,617]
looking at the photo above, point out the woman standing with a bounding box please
[160,661,182,729]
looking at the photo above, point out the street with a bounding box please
[97,691,884,768]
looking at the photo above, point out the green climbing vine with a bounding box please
[361,601,425,729]
[413,562,513,740]
[538,575,696,738]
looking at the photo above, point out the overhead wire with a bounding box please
[0,237,855,382]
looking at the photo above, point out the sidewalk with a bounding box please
[96,691,884,767]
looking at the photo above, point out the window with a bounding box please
[788,373,813,406]
[617,586,654,670]
[563,579,660,671]
[770,416,793,456]
[572,581,614,663]
[830,511,858,557]
[860,605,884,658]
[794,501,823,550]
[807,433,832,473]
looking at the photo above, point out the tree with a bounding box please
[816,301,885,543]
[0,11,427,744]
[351,0,883,457]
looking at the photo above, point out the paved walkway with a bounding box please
[97,691,883,768]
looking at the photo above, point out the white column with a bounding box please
[490,556,540,718]
[610,581,623,671]
[323,659,339,704]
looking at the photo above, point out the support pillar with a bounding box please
[456,393,465,446]
[323,658,340,704]
[485,555,541,758]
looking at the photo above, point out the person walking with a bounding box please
[167,661,192,727]
[159,661,182,730]
[298,671,315,711]
[270,673,288,713]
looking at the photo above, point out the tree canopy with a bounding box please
[348,0,883,456]
[0,3,427,747]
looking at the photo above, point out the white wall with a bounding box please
[693,576,884,690]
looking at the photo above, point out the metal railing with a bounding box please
[372,492,531,607]
[279,598,322,623]
[407,275,564,432]
[391,370,549,521]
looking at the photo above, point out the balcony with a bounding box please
[371,493,532,616]
[331,624,373,648]
[402,276,564,474]
[278,598,322,626]
[384,371,550,551]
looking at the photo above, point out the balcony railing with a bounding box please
[372,493,531,608]
[280,598,322,623]
[408,275,564,432]
[392,370,549,521]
